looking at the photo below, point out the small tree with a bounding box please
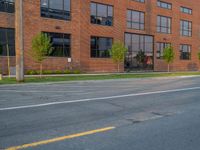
[31,33,52,77]
[109,42,128,72]
[163,46,175,72]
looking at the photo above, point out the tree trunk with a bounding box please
[40,63,43,78]
[117,63,120,73]
[168,63,170,72]
[5,29,11,78]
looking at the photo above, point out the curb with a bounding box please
[0,75,200,87]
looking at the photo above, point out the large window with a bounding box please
[127,10,144,30]
[157,0,172,9]
[156,42,171,59]
[91,36,112,58]
[41,0,71,20]
[157,15,171,34]
[44,32,71,57]
[0,0,15,13]
[180,44,191,60]
[125,33,153,70]
[90,2,113,26]
[180,20,192,37]
[0,28,15,56]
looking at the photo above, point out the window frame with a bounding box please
[157,0,172,10]
[127,9,145,30]
[180,6,192,15]
[180,44,191,60]
[157,15,172,34]
[43,32,71,58]
[90,2,114,27]
[0,27,15,57]
[156,42,171,59]
[132,0,145,3]
[180,20,192,37]
[40,0,71,21]
[90,36,113,58]
[0,0,15,13]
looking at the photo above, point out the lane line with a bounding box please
[5,126,115,150]
[0,90,84,93]
[0,87,200,111]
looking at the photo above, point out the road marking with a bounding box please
[5,127,115,150]
[0,87,200,111]
[0,90,84,93]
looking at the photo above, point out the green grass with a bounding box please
[0,72,200,85]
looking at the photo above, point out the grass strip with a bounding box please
[0,72,200,85]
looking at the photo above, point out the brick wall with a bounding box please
[0,0,200,73]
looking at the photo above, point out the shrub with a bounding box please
[73,70,81,74]
[43,70,53,75]
[64,70,71,74]
[26,70,39,75]
[53,70,63,74]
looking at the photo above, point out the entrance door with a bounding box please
[125,33,154,71]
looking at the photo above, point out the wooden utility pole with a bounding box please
[15,0,24,82]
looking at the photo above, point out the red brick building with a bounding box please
[0,0,200,74]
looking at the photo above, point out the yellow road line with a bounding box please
[5,126,115,150]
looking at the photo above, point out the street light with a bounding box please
[15,0,24,82]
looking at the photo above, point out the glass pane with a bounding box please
[97,4,107,17]
[49,0,63,10]
[64,0,70,11]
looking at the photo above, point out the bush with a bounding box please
[73,70,81,74]
[53,70,63,74]
[63,70,71,74]
[42,70,52,75]
[26,70,81,75]
[26,70,39,75]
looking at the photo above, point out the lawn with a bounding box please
[0,72,200,85]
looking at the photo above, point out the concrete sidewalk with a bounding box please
[3,71,200,78]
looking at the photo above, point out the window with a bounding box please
[157,0,172,9]
[125,33,153,53]
[44,32,71,57]
[157,15,171,34]
[0,0,15,13]
[127,10,144,30]
[41,0,71,20]
[90,2,113,26]
[124,33,153,70]
[91,36,112,58]
[180,7,192,14]
[133,0,145,3]
[180,44,191,60]
[0,28,15,56]
[156,42,171,59]
[180,20,192,37]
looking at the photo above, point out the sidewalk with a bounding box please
[3,71,200,78]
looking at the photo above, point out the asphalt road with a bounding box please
[0,77,200,150]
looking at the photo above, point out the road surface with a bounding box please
[0,77,200,150]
